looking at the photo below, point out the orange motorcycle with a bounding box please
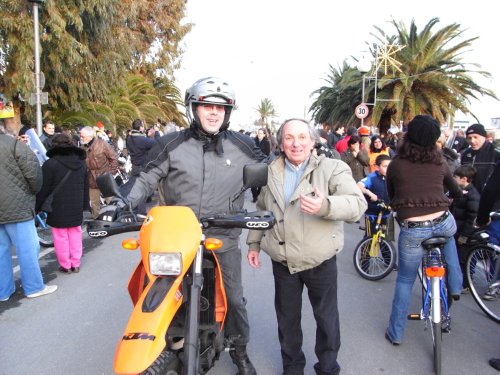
[88,164,274,375]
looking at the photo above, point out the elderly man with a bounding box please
[79,126,118,219]
[0,122,57,300]
[461,123,500,194]
[247,119,367,375]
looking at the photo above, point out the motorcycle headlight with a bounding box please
[149,253,182,276]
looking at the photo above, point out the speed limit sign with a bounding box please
[355,103,369,119]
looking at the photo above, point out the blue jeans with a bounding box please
[0,219,45,298]
[387,213,462,343]
[487,219,500,246]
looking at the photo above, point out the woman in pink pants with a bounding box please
[36,133,89,273]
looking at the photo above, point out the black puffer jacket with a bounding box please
[0,135,42,224]
[450,183,480,236]
[36,145,89,228]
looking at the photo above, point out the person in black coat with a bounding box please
[461,124,500,193]
[122,119,157,214]
[251,128,271,202]
[449,165,480,274]
[36,134,89,273]
[126,119,157,176]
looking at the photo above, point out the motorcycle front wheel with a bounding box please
[140,349,181,375]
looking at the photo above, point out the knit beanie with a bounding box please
[407,115,441,147]
[465,123,487,138]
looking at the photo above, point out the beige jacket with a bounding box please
[247,153,367,273]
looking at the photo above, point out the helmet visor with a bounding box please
[194,95,233,105]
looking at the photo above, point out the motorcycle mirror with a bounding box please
[229,163,268,212]
[242,163,268,189]
[96,173,122,198]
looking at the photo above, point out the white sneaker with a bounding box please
[26,285,58,299]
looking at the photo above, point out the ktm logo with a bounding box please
[123,332,156,341]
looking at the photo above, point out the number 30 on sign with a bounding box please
[355,103,369,119]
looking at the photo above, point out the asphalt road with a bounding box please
[1,196,498,375]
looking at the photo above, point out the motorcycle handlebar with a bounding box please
[200,210,276,230]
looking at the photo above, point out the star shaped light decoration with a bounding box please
[374,44,406,75]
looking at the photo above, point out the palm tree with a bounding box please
[310,18,497,131]
[309,62,364,130]
[255,98,278,132]
[372,17,496,126]
[51,74,185,135]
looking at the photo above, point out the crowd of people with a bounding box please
[0,75,499,373]
[0,116,172,293]
[319,117,500,371]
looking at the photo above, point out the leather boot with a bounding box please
[229,344,257,375]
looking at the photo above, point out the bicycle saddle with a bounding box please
[422,236,448,248]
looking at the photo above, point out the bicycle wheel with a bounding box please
[466,245,500,323]
[36,215,54,248]
[353,237,395,280]
[428,276,443,375]
[431,321,442,375]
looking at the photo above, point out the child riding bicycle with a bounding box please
[357,154,393,238]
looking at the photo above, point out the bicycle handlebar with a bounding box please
[375,200,392,211]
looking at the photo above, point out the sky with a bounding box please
[174,0,499,131]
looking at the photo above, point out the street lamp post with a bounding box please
[28,0,45,135]
[357,56,376,127]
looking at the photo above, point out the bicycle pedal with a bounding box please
[407,313,421,320]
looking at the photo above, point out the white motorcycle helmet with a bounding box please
[185,77,236,131]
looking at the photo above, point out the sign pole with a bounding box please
[361,75,365,126]
[31,1,43,135]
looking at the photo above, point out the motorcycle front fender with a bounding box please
[114,276,183,374]
[127,260,146,306]
[211,251,228,327]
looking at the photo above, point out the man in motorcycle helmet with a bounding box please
[126,77,269,375]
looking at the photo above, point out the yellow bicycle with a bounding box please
[353,201,396,280]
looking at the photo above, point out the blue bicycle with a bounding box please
[35,212,54,247]
[408,237,450,375]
